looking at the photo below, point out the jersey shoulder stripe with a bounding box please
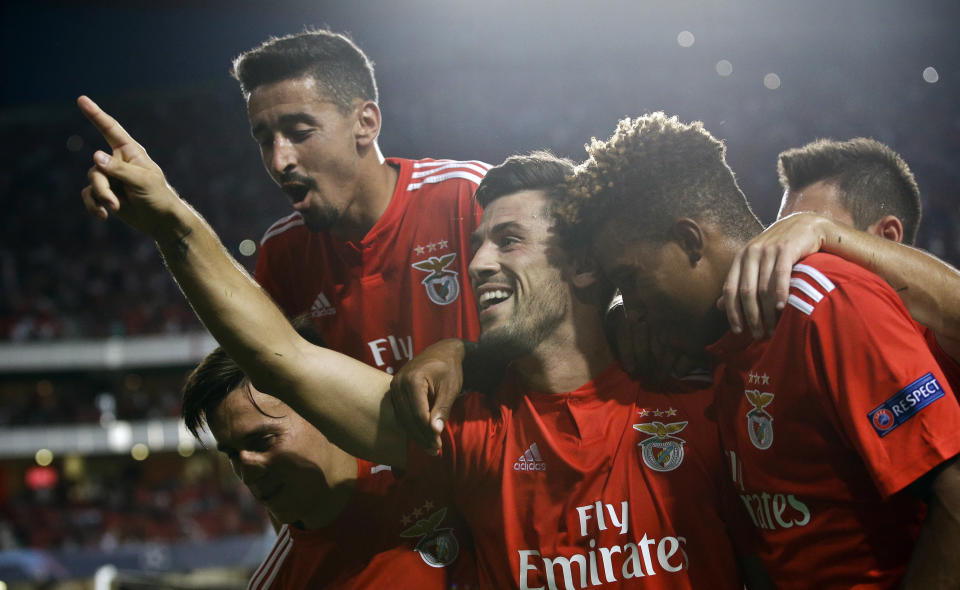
[407,159,491,191]
[248,525,293,590]
[412,159,493,171]
[261,213,305,246]
[410,161,491,179]
[786,262,837,316]
[407,170,486,191]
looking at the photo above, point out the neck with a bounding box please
[514,306,615,394]
[331,144,398,243]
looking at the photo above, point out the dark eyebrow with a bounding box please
[251,112,320,139]
[470,221,525,251]
[278,112,320,128]
[214,426,279,453]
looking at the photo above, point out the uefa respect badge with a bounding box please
[867,372,944,437]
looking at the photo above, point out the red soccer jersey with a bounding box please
[921,323,960,395]
[710,252,960,589]
[407,364,745,589]
[255,157,488,373]
[247,459,475,590]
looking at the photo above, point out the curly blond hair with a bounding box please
[560,112,760,249]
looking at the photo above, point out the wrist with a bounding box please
[153,201,201,254]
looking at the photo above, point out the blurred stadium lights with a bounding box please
[0,333,217,373]
[0,419,214,458]
[238,238,257,257]
[677,30,695,47]
[34,448,53,467]
[130,443,150,461]
[763,73,782,90]
[716,59,733,77]
[923,66,939,83]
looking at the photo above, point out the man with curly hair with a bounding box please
[561,112,960,589]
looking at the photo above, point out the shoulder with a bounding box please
[260,212,307,247]
[785,252,899,319]
[247,524,294,590]
[401,158,493,193]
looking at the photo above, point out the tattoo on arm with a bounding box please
[159,228,193,263]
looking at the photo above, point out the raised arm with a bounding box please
[77,96,407,467]
[722,212,960,359]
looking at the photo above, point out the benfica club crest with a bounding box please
[412,254,461,306]
[633,421,688,472]
[745,389,775,450]
[400,507,460,568]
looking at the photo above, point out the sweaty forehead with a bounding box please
[779,180,853,225]
[209,387,287,437]
[479,190,552,228]
[246,76,336,122]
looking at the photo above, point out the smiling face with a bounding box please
[247,75,363,232]
[207,384,342,527]
[469,190,570,360]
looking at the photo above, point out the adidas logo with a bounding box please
[513,442,547,472]
[310,292,336,317]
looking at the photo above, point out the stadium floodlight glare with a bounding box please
[677,30,695,47]
[716,60,733,77]
[131,443,150,461]
[923,66,939,83]
[763,73,782,90]
[35,448,53,466]
[107,421,133,452]
[239,238,257,256]
[178,440,196,457]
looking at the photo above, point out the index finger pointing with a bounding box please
[77,95,135,150]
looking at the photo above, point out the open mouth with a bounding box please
[478,287,513,311]
[281,183,310,204]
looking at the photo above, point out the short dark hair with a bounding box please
[562,112,761,247]
[777,138,922,244]
[474,151,575,210]
[232,28,378,112]
[181,319,326,441]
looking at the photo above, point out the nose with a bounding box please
[468,240,499,283]
[232,450,266,484]
[267,136,297,177]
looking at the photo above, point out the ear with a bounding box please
[354,100,381,148]
[569,253,600,289]
[869,214,904,244]
[671,218,704,265]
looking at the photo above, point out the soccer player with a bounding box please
[720,137,960,367]
[562,113,960,589]
[234,30,489,375]
[181,328,472,589]
[78,99,754,588]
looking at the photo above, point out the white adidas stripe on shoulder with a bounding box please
[786,262,836,316]
[408,170,486,191]
[411,161,491,179]
[793,263,836,293]
[413,159,493,170]
[248,525,294,590]
[260,213,305,245]
[407,159,491,191]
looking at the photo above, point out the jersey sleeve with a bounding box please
[922,325,960,393]
[788,256,960,497]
